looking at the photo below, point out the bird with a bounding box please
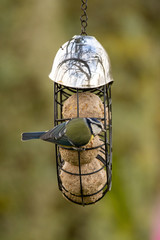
[21,118,104,148]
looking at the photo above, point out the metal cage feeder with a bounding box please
[50,35,113,205]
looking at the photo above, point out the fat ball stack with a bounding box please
[59,92,107,204]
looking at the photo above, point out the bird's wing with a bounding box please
[40,122,73,146]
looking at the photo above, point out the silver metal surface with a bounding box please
[49,35,113,88]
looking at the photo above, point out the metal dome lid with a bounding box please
[49,35,113,88]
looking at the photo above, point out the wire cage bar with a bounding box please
[54,82,112,206]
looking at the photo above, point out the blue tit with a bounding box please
[21,118,104,148]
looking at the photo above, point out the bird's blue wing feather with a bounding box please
[40,122,73,146]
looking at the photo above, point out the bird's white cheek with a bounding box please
[91,124,101,135]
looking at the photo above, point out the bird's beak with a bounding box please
[102,128,106,133]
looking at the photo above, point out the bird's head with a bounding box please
[86,118,104,136]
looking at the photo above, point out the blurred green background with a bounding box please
[0,0,160,240]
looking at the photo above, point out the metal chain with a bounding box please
[80,0,88,35]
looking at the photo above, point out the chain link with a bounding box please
[80,0,88,35]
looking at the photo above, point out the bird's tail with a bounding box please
[21,132,46,141]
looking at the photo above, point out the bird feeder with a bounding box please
[49,34,113,205]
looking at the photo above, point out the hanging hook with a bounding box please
[80,0,88,35]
